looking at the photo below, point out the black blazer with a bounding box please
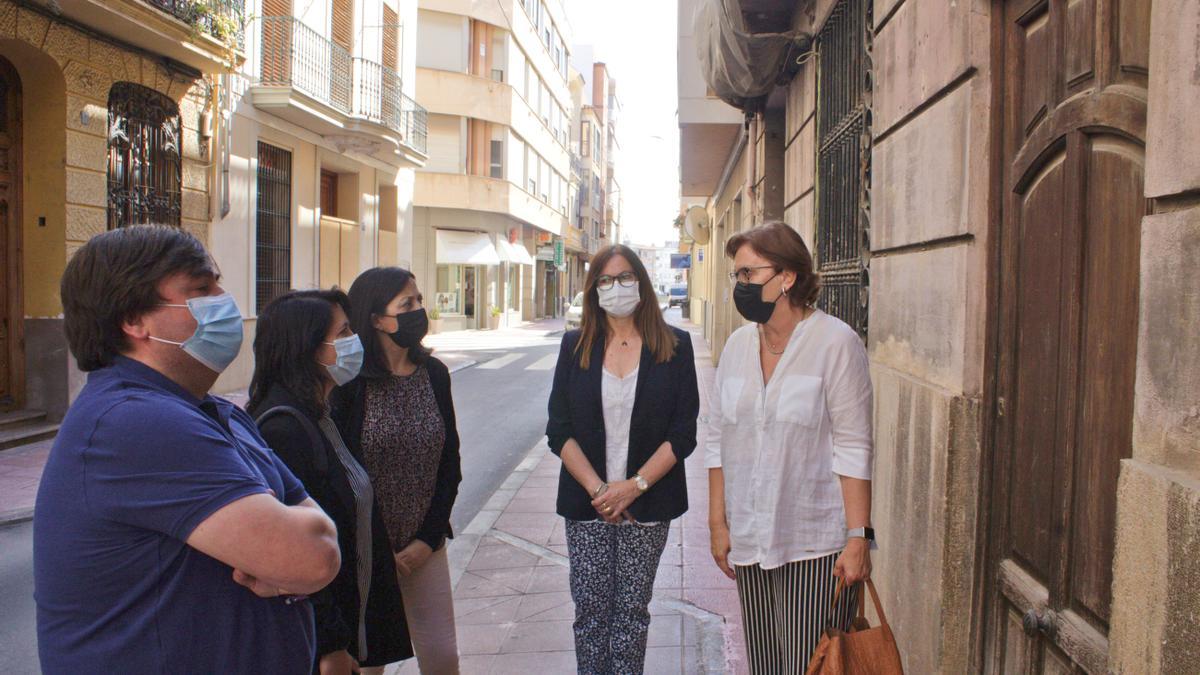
[251,385,413,668]
[545,327,700,522]
[330,356,462,551]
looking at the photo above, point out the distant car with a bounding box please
[656,291,670,311]
[565,292,584,330]
[668,284,688,308]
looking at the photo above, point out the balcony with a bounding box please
[562,225,584,253]
[414,173,563,236]
[250,17,428,164]
[56,0,243,71]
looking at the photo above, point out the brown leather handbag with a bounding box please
[805,579,904,675]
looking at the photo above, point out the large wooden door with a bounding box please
[0,57,22,412]
[986,1,1149,673]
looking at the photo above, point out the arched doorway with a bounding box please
[0,55,22,412]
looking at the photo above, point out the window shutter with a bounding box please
[331,0,353,52]
[383,5,398,70]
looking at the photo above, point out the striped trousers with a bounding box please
[734,553,858,674]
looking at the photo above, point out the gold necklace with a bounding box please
[759,325,785,355]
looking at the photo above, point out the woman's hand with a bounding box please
[709,524,735,580]
[592,479,640,523]
[833,538,872,585]
[394,540,434,577]
[318,649,359,675]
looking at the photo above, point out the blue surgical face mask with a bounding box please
[322,334,364,386]
[149,292,244,373]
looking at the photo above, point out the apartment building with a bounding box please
[0,0,241,430]
[412,0,573,331]
[678,0,1200,672]
[210,0,427,391]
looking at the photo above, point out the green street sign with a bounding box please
[554,239,564,266]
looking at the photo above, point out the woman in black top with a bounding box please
[546,245,700,674]
[248,289,412,675]
[332,267,462,674]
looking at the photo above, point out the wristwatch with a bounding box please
[633,474,650,493]
[847,526,875,542]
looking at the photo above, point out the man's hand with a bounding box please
[394,539,434,577]
[232,568,288,598]
[318,649,359,675]
[591,479,640,523]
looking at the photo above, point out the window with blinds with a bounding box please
[330,0,353,110]
[106,82,182,229]
[383,5,399,70]
[814,0,872,339]
[256,142,292,312]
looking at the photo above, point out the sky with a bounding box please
[565,0,681,248]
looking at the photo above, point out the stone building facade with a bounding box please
[678,0,1199,672]
[0,0,224,422]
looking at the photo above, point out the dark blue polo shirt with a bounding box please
[34,356,316,674]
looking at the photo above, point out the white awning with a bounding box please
[436,230,501,265]
[495,238,535,266]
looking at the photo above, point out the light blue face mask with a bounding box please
[150,292,245,373]
[322,334,364,386]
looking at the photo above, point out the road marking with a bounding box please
[477,353,523,370]
[525,353,558,371]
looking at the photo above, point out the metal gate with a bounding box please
[815,0,872,339]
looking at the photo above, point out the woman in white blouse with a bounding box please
[706,221,874,674]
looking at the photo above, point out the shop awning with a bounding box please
[436,230,501,265]
[495,238,535,266]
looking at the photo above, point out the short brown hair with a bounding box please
[61,225,215,371]
[724,221,821,307]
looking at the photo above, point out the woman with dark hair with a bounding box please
[332,267,462,675]
[546,244,700,674]
[706,221,874,673]
[248,289,413,675]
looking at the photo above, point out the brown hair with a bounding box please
[724,221,821,307]
[61,224,215,371]
[575,244,678,369]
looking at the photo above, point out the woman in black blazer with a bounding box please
[248,289,412,675]
[546,244,700,675]
[333,267,462,675]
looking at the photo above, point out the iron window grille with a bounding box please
[814,0,872,340]
[256,142,292,312]
[107,82,182,230]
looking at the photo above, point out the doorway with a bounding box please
[0,57,23,412]
[983,1,1150,672]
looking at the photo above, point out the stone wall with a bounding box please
[864,0,993,672]
[1110,0,1200,671]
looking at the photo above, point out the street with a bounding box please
[0,327,566,675]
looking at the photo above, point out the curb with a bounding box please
[0,507,34,527]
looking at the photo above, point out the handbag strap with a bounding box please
[829,577,892,629]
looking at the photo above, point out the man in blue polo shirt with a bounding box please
[34,225,341,673]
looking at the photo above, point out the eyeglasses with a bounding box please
[596,272,637,291]
[728,265,778,284]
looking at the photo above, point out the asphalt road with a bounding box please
[0,334,564,673]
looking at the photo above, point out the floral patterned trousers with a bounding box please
[564,519,671,675]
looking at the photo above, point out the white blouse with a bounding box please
[703,309,874,570]
[602,366,639,482]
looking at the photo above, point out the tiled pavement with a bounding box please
[0,440,51,524]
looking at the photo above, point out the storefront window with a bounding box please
[506,264,520,311]
[436,264,469,316]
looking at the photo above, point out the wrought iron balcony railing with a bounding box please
[146,0,245,46]
[258,16,427,155]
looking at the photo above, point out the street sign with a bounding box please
[554,239,564,266]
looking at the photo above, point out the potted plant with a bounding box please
[428,307,442,335]
[489,305,502,330]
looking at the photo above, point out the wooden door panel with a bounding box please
[1010,154,1067,579]
[1069,135,1142,624]
[1115,0,1150,84]
[1064,0,1096,91]
[1017,4,1054,137]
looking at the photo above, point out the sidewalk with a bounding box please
[393,320,748,675]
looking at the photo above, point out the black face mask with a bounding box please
[733,274,783,324]
[383,308,429,349]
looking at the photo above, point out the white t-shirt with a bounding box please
[704,309,874,569]
[602,366,639,482]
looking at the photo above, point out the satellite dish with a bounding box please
[684,206,711,245]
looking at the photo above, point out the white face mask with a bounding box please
[597,281,641,318]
